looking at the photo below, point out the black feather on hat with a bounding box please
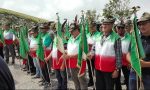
[61,19,67,32]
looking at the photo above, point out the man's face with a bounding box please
[3,25,10,30]
[125,25,132,33]
[116,26,125,36]
[89,24,96,33]
[101,23,113,33]
[41,28,47,33]
[138,20,150,35]
[32,32,38,38]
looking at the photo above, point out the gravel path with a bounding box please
[8,58,125,90]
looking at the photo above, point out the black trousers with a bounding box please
[122,66,130,90]
[114,70,122,90]
[114,66,130,90]
[55,69,67,90]
[27,55,36,74]
[41,62,50,83]
[87,57,95,84]
[96,70,115,90]
[0,46,4,58]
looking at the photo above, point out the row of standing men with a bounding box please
[0,12,150,90]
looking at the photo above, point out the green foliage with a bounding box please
[103,0,132,19]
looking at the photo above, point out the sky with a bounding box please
[0,0,150,22]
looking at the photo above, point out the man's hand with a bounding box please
[112,70,119,78]
[44,57,49,62]
[87,52,94,60]
[140,60,150,67]
[63,54,70,60]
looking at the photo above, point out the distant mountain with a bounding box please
[0,8,49,28]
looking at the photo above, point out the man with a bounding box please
[29,26,42,79]
[116,22,131,90]
[129,12,150,90]
[0,56,15,89]
[45,30,68,90]
[124,19,133,34]
[89,18,122,89]
[39,23,52,87]
[86,21,99,87]
[64,23,88,90]
[3,22,16,64]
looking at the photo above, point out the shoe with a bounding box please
[39,81,46,86]
[38,79,44,83]
[31,73,35,76]
[27,71,30,74]
[22,68,27,71]
[12,60,15,65]
[88,82,94,87]
[32,76,40,79]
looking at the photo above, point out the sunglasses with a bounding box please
[138,21,150,26]
[117,27,124,29]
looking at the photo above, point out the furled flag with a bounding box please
[130,15,145,77]
[36,32,44,61]
[19,26,29,59]
[77,15,88,77]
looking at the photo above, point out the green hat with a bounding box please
[124,19,132,25]
[116,22,125,28]
[30,26,39,33]
[102,18,115,24]
[39,22,50,29]
[89,21,97,26]
[137,12,150,23]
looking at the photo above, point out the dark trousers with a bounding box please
[142,73,150,90]
[4,44,15,63]
[129,69,138,90]
[0,46,4,58]
[122,66,130,90]
[96,70,115,90]
[27,55,36,74]
[41,62,50,83]
[114,70,122,90]
[55,69,67,90]
[87,57,95,84]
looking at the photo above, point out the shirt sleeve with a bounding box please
[114,38,122,69]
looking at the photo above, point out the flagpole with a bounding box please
[132,6,142,90]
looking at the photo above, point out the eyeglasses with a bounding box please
[138,21,150,26]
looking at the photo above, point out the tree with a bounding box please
[103,0,132,19]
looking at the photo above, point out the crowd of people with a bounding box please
[0,11,150,90]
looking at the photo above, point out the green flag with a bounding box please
[85,19,89,34]
[19,27,29,59]
[22,26,28,38]
[56,15,65,53]
[65,22,70,40]
[36,32,45,61]
[0,29,4,44]
[77,16,88,77]
[130,16,145,77]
